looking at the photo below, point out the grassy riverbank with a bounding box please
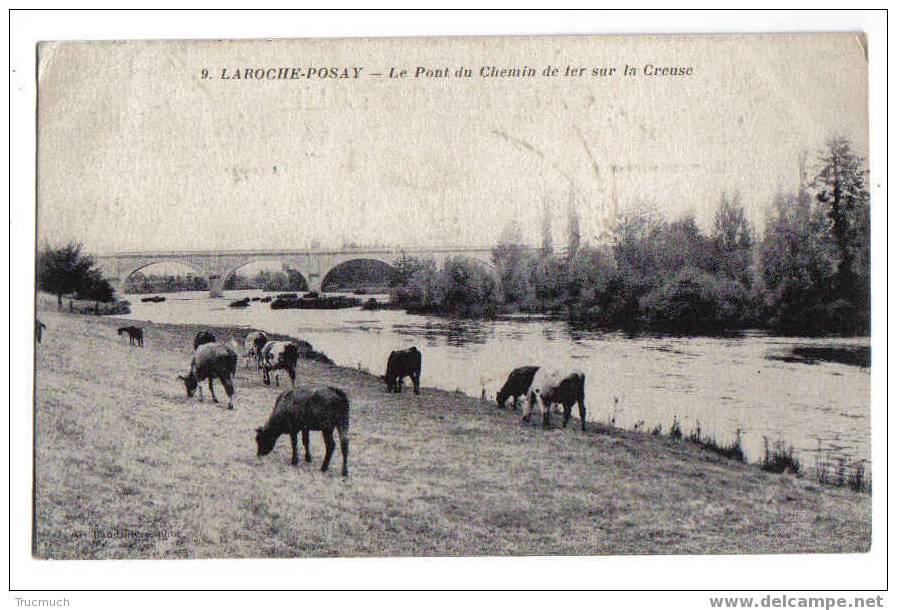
[33,309,870,559]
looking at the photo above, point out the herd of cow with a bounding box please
[45,319,586,479]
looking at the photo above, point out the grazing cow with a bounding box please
[178,343,238,409]
[384,346,421,394]
[193,330,217,351]
[496,366,540,411]
[245,331,269,368]
[523,368,586,430]
[35,320,46,344]
[255,386,350,477]
[117,325,144,347]
[260,340,300,387]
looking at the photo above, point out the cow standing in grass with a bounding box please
[118,325,144,347]
[178,343,238,409]
[35,320,47,344]
[255,386,350,477]
[496,366,539,411]
[523,368,586,430]
[193,330,217,351]
[260,340,300,387]
[384,346,421,394]
[245,331,268,368]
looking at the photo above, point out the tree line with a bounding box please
[224,268,307,292]
[390,137,870,336]
[125,272,209,294]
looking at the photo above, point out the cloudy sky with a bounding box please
[37,33,868,254]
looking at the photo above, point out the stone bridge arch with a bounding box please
[319,255,401,293]
[221,258,311,292]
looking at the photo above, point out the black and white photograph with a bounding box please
[11,9,887,596]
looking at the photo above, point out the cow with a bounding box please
[522,368,586,430]
[260,340,300,387]
[245,331,269,368]
[178,343,238,409]
[35,320,46,344]
[117,325,144,347]
[384,346,421,395]
[496,366,540,411]
[255,386,350,477]
[193,330,217,351]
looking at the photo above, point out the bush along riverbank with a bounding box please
[33,309,869,558]
[37,291,131,316]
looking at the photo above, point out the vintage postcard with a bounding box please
[33,32,871,560]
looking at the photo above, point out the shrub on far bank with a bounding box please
[390,256,500,317]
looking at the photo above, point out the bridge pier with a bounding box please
[108,277,124,298]
[307,274,323,293]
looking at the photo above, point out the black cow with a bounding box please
[384,346,421,395]
[496,366,540,411]
[193,330,217,351]
[255,386,350,477]
[117,325,144,347]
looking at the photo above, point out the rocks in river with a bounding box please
[269,292,361,310]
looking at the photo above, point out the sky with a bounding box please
[36,33,868,254]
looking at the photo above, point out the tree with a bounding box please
[566,190,581,258]
[812,137,870,301]
[758,188,839,333]
[492,220,534,304]
[540,197,554,256]
[712,191,754,286]
[37,242,113,307]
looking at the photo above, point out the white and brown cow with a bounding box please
[522,368,586,430]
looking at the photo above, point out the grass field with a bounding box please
[33,309,871,559]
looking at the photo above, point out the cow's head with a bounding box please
[255,427,277,456]
[177,373,199,398]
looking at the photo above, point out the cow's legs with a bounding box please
[562,404,572,428]
[577,399,587,431]
[511,396,518,412]
[275,372,280,387]
[541,398,552,429]
[197,384,204,402]
[321,429,336,472]
[262,367,271,385]
[288,367,296,388]
[411,373,420,395]
[208,378,218,403]
[289,432,299,466]
[336,423,349,478]
[221,375,235,410]
[522,392,535,422]
[301,429,312,463]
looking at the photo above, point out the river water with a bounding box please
[121,290,871,466]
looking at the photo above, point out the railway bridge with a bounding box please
[94,246,501,297]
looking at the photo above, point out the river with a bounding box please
[120,289,871,467]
